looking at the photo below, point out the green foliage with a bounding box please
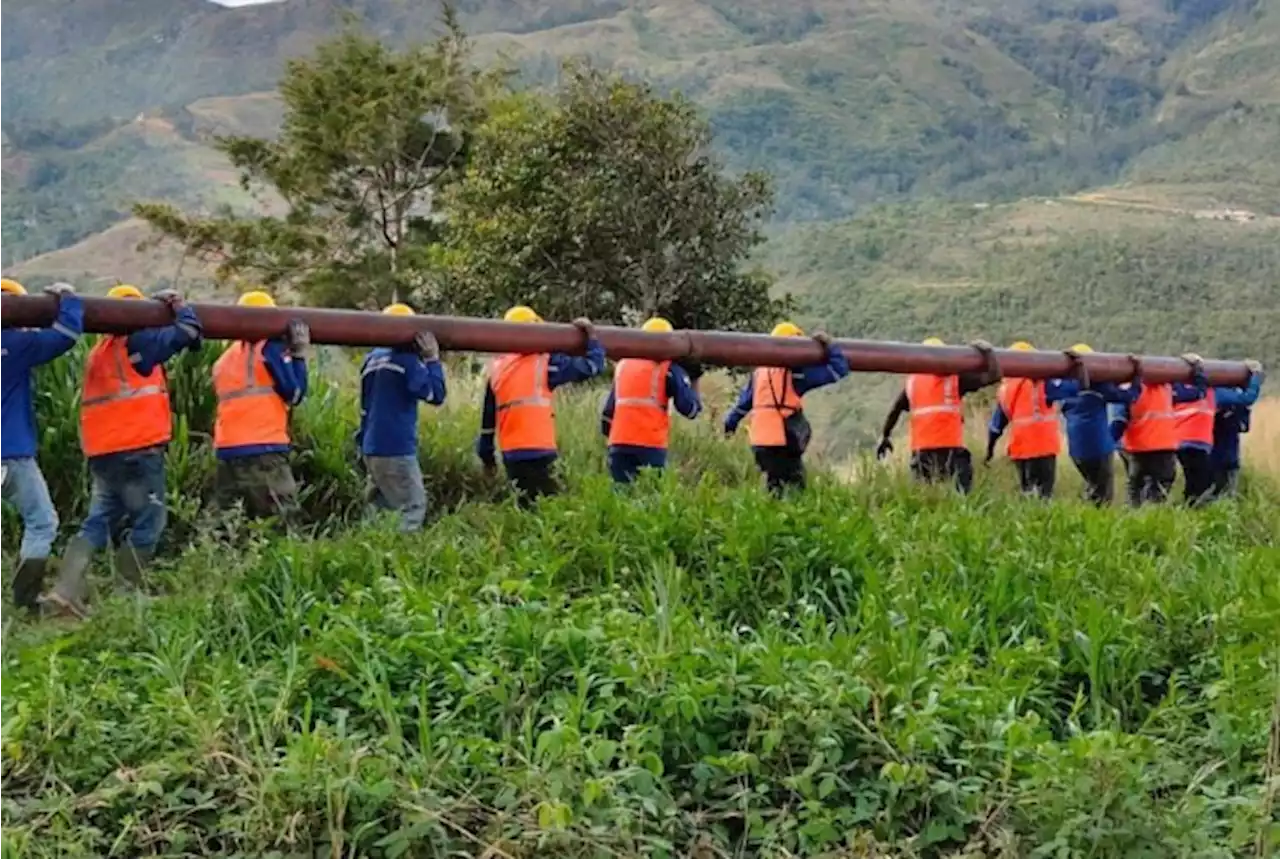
[135,16,502,309]
[437,65,784,330]
[3,431,1278,855]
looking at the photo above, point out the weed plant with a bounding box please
[2,353,1278,856]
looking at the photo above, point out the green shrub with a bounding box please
[3,431,1277,856]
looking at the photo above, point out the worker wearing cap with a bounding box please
[1,279,83,612]
[357,303,446,530]
[477,307,605,504]
[44,284,202,618]
[1172,353,1224,506]
[1043,344,1144,505]
[1108,353,1207,506]
[876,337,1001,493]
[985,341,1064,499]
[600,317,703,484]
[1209,360,1264,498]
[724,322,849,495]
[211,291,310,519]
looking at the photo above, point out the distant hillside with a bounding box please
[5,0,1279,265]
[767,190,1280,442]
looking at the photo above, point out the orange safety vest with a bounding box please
[1173,387,1215,447]
[213,341,290,450]
[1123,383,1178,453]
[998,378,1061,460]
[80,335,172,457]
[906,373,964,451]
[749,366,801,448]
[490,353,556,453]
[608,359,671,449]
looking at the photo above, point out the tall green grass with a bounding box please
[3,367,1279,856]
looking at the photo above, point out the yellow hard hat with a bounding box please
[383,303,414,316]
[641,317,673,334]
[238,290,276,308]
[504,305,541,324]
[1070,343,1093,354]
[922,336,945,347]
[107,284,144,300]
[771,321,804,338]
[1,278,27,296]
[1009,340,1035,352]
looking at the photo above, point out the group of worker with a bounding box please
[876,339,1265,507]
[0,278,1267,619]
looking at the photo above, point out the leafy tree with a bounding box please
[436,64,787,331]
[136,10,503,308]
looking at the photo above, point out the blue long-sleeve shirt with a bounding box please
[600,362,702,460]
[126,304,203,376]
[217,338,308,461]
[2,295,84,459]
[723,349,851,448]
[358,347,447,457]
[1212,373,1264,470]
[477,339,606,465]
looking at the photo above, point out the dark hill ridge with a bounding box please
[4,0,1275,233]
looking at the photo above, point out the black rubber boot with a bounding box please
[12,557,48,613]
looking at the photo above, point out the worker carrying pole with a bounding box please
[0,295,1257,386]
[600,317,704,485]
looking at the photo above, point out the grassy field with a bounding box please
[3,351,1279,857]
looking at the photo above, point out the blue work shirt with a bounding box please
[600,361,702,460]
[1211,374,1264,470]
[1041,379,1140,461]
[358,347,447,457]
[723,349,851,449]
[1108,374,1208,443]
[477,339,606,465]
[125,304,204,376]
[216,338,309,461]
[1,295,84,460]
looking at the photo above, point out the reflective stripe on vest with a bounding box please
[998,378,1061,460]
[213,341,290,450]
[490,353,556,453]
[1173,387,1215,446]
[80,336,172,457]
[1123,383,1178,452]
[749,366,801,448]
[906,373,964,451]
[609,359,671,449]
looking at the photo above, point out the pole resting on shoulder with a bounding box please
[0,294,1253,386]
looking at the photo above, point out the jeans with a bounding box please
[79,449,168,551]
[365,455,428,531]
[2,458,59,559]
[910,448,974,494]
[608,449,667,485]
[1015,456,1057,499]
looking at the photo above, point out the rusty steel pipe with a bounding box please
[1,294,1254,386]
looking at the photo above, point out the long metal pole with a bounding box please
[1,294,1254,386]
